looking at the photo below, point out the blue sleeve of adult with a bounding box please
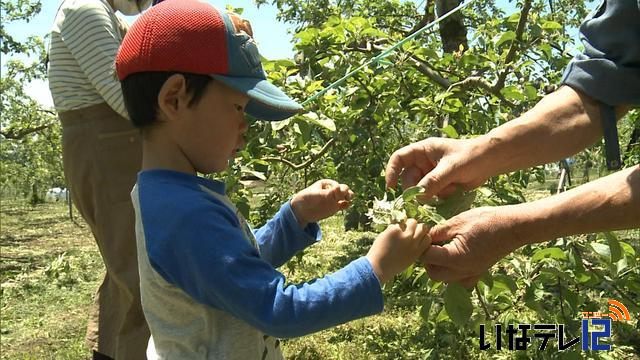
[145,201,383,339]
[253,201,322,268]
[561,0,640,106]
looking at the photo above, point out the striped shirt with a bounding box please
[48,0,129,119]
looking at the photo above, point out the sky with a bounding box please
[3,0,592,108]
[3,0,296,108]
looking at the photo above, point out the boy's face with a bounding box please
[178,79,250,174]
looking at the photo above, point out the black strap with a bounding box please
[600,104,621,170]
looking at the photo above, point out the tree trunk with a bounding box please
[435,0,468,53]
[623,125,640,164]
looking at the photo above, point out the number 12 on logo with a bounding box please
[582,318,611,351]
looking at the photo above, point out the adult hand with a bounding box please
[290,179,354,227]
[420,206,526,288]
[385,137,490,200]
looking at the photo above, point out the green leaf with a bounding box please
[531,247,566,262]
[225,5,244,14]
[591,242,611,259]
[603,232,622,263]
[441,125,459,139]
[294,28,319,46]
[524,285,547,317]
[435,307,449,323]
[435,189,476,219]
[434,91,453,103]
[420,299,433,323]
[241,167,266,181]
[500,85,525,101]
[507,11,520,24]
[573,269,592,283]
[495,30,516,47]
[480,272,493,289]
[274,59,296,68]
[270,119,290,131]
[524,84,537,100]
[542,20,562,30]
[506,12,520,23]
[402,186,425,202]
[235,200,250,218]
[303,112,336,132]
[444,283,473,326]
[539,43,552,59]
[619,241,636,257]
[492,274,518,295]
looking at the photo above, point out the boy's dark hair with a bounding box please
[121,72,212,128]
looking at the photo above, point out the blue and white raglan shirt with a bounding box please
[131,170,384,359]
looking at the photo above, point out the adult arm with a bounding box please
[386,86,631,199]
[421,165,640,286]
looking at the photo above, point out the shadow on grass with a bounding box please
[328,320,434,360]
[0,249,72,281]
[0,233,42,247]
[15,215,69,231]
[329,234,374,269]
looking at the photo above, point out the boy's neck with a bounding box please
[141,132,197,175]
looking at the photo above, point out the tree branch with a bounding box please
[38,108,56,116]
[406,0,434,36]
[475,285,493,320]
[493,0,532,91]
[1,123,54,140]
[448,76,517,107]
[410,55,452,89]
[261,138,336,171]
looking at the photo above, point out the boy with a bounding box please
[115,0,430,358]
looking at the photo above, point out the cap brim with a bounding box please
[211,75,303,121]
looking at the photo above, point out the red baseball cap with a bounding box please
[116,0,302,121]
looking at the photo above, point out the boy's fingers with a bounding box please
[337,200,350,209]
[319,179,339,189]
[404,218,418,234]
[415,223,430,248]
[330,183,351,202]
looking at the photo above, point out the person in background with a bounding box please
[48,0,154,358]
[385,0,639,287]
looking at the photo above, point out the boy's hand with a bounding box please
[366,219,430,284]
[290,179,354,228]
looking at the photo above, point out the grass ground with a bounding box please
[1,195,638,359]
[1,200,101,359]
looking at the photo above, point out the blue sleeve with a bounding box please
[144,199,383,339]
[252,201,322,268]
[561,0,640,106]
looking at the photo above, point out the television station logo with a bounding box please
[479,299,634,352]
